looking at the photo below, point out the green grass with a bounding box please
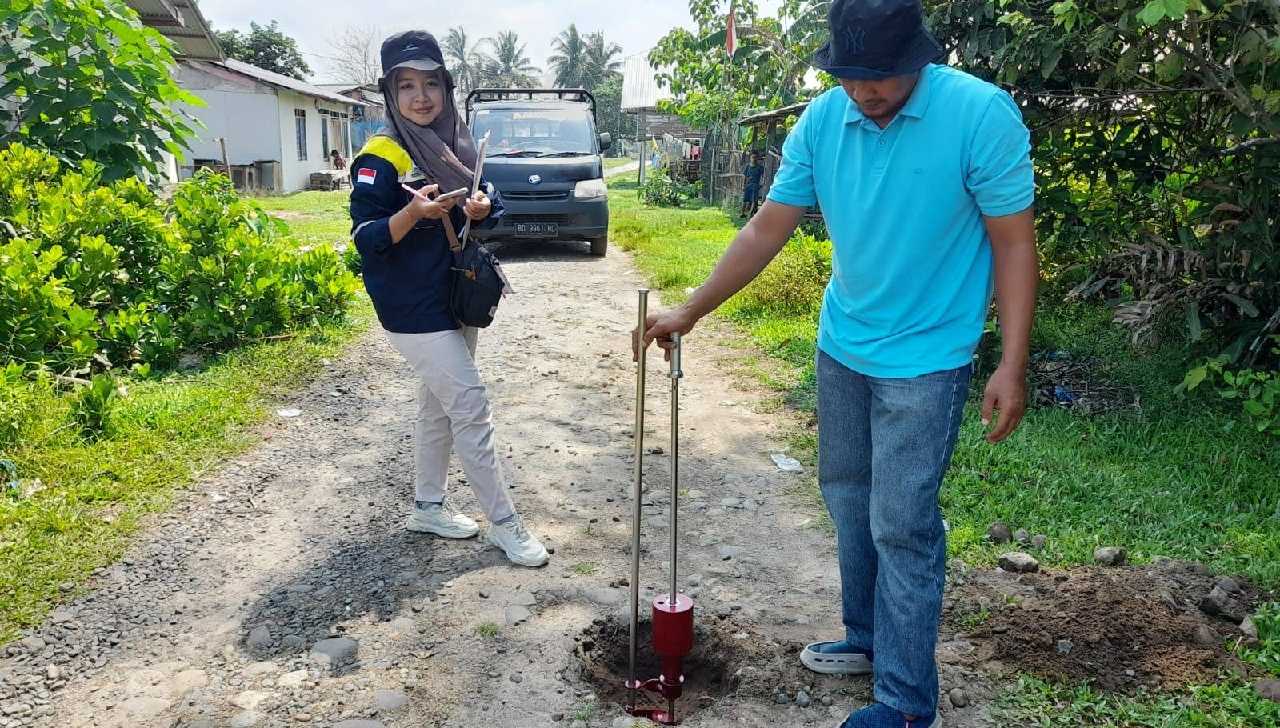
[258,190,352,251]
[474,622,500,639]
[953,604,993,632]
[994,675,1280,727]
[571,561,599,576]
[0,189,371,643]
[256,189,350,214]
[605,157,635,171]
[571,702,597,722]
[607,176,1280,589]
[1238,602,1280,676]
[0,302,372,642]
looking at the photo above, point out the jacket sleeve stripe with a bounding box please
[356,136,413,178]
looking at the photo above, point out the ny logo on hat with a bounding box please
[841,26,866,54]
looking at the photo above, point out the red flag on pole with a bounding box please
[726,0,737,57]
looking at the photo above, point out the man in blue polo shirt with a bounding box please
[639,0,1037,725]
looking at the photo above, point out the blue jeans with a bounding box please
[817,349,971,718]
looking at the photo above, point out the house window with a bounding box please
[320,114,330,160]
[294,109,308,161]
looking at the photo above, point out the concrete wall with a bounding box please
[275,91,355,193]
[177,62,283,187]
[179,89,282,166]
[177,61,358,192]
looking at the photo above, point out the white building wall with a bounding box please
[176,62,284,188]
[178,89,282,165]
[276,91,357,193]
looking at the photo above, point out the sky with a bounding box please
[196,0,784,84]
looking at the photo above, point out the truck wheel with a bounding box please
[589,236,608,257]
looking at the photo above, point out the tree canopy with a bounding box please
[650,0,1279,368]
[0,0,200,182]
[214,21,312,81]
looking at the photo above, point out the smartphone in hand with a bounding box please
[402,184,470,202]
[432,187,471,202]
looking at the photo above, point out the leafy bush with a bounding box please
[1180,341,1280,436]
[70,373,118,441]
[928,0,1280,367]
[640,164,703,208]
[342,243,363,275]
[0,364,54,451]
[0,143,360,374]
[0,0,200,182]
[736,232,832,318]
[640,165,683,207]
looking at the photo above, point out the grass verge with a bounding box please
[258,189,353,251]
[0,191,369,643]
[0,302,372,643]
[993,675,1280,727]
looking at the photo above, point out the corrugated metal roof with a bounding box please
[621,55,673,112]
[216,59,369,107]
[316,84,386,106]
[739,102,810,126]
[126,0,222,61]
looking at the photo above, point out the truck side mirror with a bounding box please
[598,132,613,151]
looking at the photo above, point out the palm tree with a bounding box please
[477,31,541,89]
[582,32,623,91]
[548,24,588,89]
[442,26,481,98]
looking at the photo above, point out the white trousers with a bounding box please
[385,327,515,523]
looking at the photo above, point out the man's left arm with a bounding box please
[966,91,1038,444]
[982,210,1037,443]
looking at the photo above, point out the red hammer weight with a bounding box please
[626,289,695,726]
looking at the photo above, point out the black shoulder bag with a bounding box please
[442,216,506,328]
[438,131,508,328]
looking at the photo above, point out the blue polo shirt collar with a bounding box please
[842,64,936,127]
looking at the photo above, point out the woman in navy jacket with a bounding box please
[349,30,549,567]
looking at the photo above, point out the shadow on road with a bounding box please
[237,520,501,661]
[485,238,607,263]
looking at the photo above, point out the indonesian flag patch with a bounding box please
[356,167,377,185]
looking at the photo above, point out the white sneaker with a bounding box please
[405,499,479,539]
[801,640,874,675]
[485,514,550,567]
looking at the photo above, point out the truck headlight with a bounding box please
[574,179,608,200]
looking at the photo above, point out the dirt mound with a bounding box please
[945,560,1261,692]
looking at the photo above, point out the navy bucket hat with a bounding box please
[813,0,944,80]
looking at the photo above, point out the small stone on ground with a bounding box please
[998,552,1039,573]
[986,522,1013,544]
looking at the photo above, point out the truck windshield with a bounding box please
[472,108,595,158]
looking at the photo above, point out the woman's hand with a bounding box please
[463,190,492,222]
[404,184,457,221]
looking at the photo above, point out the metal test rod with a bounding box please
[629,289,649,689]
[668,333,682,605]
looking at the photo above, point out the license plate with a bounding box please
[514,222,558,238]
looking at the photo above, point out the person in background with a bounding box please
[639,0,1036,724]
[331,149,347,170]
[740,150,764,217]
[348,30,550,568]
